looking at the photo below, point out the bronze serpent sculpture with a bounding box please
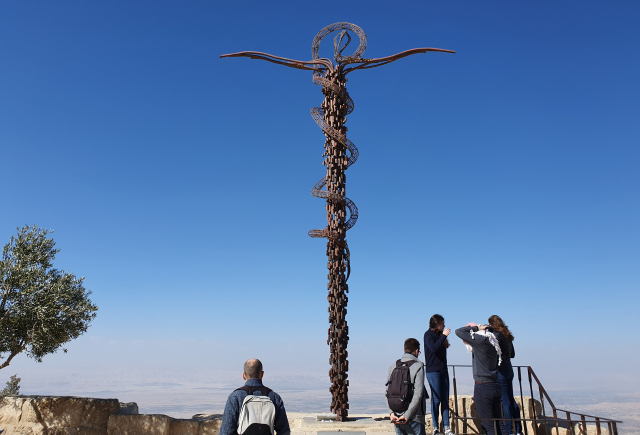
[221,23,453,420]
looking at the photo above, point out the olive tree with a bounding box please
[1,374,20,395]
[0,225,98,370]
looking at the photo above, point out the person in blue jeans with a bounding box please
[423,314,453,435]
[488,315,523,435]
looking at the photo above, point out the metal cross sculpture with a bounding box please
[221,23,453,421]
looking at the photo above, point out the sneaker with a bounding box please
[444,429,455,435]
[432,430,440,435]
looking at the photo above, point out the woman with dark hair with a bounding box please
[488,315,523,435]
[423,314,453,435]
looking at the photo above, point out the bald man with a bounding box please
[220,359,291,435]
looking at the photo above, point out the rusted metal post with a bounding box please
[528,368,539,434]
[452,366,459,434]
[518,366,528,435]
[221,23,453,419]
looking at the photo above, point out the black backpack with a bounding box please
[386,359,417,413]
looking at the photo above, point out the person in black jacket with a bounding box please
[423,314,453,435]
[488,315,523,435]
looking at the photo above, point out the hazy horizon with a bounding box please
[8,335,640,433]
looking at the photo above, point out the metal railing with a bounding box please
[447,365,622,435]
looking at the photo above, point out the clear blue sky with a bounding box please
[1,0,639,409]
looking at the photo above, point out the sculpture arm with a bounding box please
[220,51,333,71]
[344,47,454,74]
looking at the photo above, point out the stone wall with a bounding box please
[0,396,223,435]
[107,414,222,435]
[448,395,542,435]
[0,395,120,435]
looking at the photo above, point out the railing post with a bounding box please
[528,368,539,435]
[552,409,560,435]
[538,384,547,417]
[452,366,459,435]
[518,367,528,435]
[595,417,601,435]
[581,415,587,435]
[612,421,618,435]
[566,412,573,435]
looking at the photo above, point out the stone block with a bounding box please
[0,396,120,435]
[117,403,139,416]
[107,414,171,435]
[106,413,223,435]
[168,419,201,435]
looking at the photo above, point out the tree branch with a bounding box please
[0,344,26,370]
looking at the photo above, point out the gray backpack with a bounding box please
[236,386,276,435]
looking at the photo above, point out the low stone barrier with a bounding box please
[0,396,223,435]
[449,395,542,435]
[107,413,222,435]
[0,395,120,435]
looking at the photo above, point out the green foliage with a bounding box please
[1,374,21,395]
[0,225,98,369]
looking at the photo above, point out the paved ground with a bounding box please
[287,412,422,435]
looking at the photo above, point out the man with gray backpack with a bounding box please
[220,359,291,435]
[386,338,428,435]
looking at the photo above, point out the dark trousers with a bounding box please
[498,368,523,434]
[425,370,450,430]
[474,382,507,435]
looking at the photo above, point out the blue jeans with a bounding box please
[498,368,523,434]
[394,420,427,435]
[425,370,450,431]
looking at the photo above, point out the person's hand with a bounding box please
[478,324,488,330]
[390,413,398,424]
[466,322,478,328]
[443,327,451,336]
[396,416,407,425]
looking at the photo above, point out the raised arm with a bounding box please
[455,325,479,347]
[424,331,447,353]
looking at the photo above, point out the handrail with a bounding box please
[452,417,621,423]
[555,408,617,421]
[447,364,622,435]
[525,365,556,409]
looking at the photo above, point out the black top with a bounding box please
[494,331,515,372]
[423,329,448,373]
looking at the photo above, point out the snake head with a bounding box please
[334,30,354,62]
